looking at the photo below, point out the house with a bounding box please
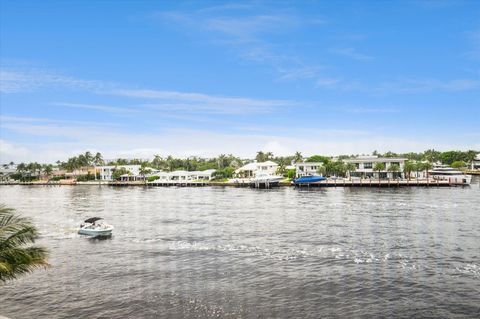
[344,156,407,179]
[295,162,323,178]
[472,155,480,170]
[0,165,17,181]
[234,161,278,178]
[97,165,148,181]
[149,169,216,182]
[64,166,97,179]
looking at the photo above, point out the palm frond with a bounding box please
[0,204,49,283]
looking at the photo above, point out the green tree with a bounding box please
[345,163,356,180]
[0,205,49,282]
[42,164,53,179]
[306,155,330,164]
[139,164,152,182]
[316,165,327,177]
[111,167,132,180]
[451,161,466,169]
[403,161,415,180]
[423,162,433,180]
[387,164,400,179]
[94,152,104,166]
[293,151,303,163]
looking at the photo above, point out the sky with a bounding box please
[0,0,479,163]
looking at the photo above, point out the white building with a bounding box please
[472,155,480,170]
[0,166,17,181]
[234,161,278,178]
[149,169,216,182]
[344,156,407,179]
[295,162,323,178]
[98,165,160,181]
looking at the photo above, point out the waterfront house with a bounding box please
[0,165,17,181]
[295,162,323,178]
[344,156,407,179]
[98,165,144,181]
[472,155,480,170]
[235,161,278,178]
[149,169,216,183]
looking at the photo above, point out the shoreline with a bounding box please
[0,179,471,188]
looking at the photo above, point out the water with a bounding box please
[1,182,479,318]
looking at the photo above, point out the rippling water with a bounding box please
[1,182,479,318]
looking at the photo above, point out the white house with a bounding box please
[472,155,480,170]
[98,165,159,181]
[295,162,323,178]
[344,156,407,179]
[234,161,278,178]
[149,169,216,182]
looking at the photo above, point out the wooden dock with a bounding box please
[1,179,470,188]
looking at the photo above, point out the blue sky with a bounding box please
[1,0,479,162]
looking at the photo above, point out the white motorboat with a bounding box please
[429,165,471,184]
[78,217,114,236]
[252,172,284,183]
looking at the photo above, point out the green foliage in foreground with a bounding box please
[0,205,49,283]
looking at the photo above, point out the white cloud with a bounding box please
[0,69,108,93]
[108,89,295,114]
[1,116,478,163]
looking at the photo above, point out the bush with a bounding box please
[9,173,38,182]
[49,176,65,181]
[212,167,234,180]
[286,169,296,179]
[147,176,159,182]
[75,173,99,181]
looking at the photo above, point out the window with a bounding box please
[364,162,373,169]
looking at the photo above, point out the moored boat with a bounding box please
[294,175,326,185]
[429,165,471,184]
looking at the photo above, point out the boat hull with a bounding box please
[294,176,326,184]
[78,228,113,236]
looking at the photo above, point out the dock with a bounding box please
[1,179,470,188]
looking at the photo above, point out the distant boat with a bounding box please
[253,173,284,183]
[250,173,283,187]
[78,217,114,236]
[429,165,472,184]
[294,175,326,185]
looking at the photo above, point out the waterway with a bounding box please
[1,181,479,318]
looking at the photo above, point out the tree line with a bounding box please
[4,148,478,181]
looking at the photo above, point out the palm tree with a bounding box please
[139,164,152,183]
[387,164,400,179]
[403,161,415,180]
[0,205,49,282]
[373,162,386,181]
[94,152,104,166]
[43,164,53,180]
[423,162,433,180]
[317,165,326,177]
[293,151,303,163]
[345,163,356,180]
[414,162,424,181]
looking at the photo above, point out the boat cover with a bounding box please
[84,217,103,223]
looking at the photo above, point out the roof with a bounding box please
[345,157,407,163]
[84,217,103,223]
[235,162,258,172]
[257,161,278,166]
